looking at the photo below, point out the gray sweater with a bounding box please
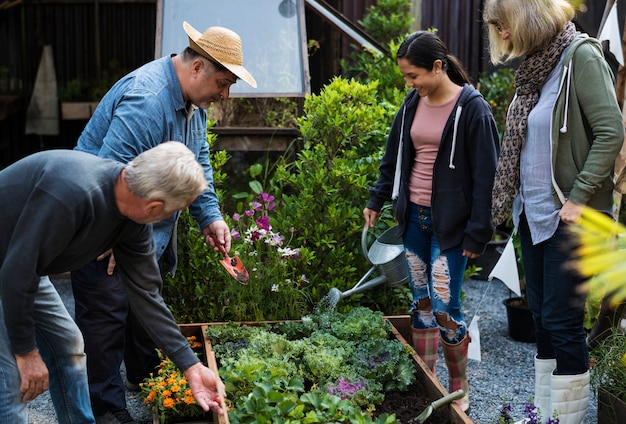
[0,149,198,371]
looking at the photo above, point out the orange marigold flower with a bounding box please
[162,390,172,398]
[146,391,156,402]
[158,381,166,387]
[184,389,192,396]
[171,385,181,393]
[163,398,175,409]
[180,377,188,385]
[167,377,177,385]
[184,395,195,405]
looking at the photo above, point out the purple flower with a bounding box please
[252,201,262,211]
[259,193,276,211]
[245,209,255,217]
[249,230,261,242]
[327,377,366,400]
[256,216,270,231]
[231,229,241,241]
[260,193,275,203]
[270,234,284,245]
[232,213,241,222]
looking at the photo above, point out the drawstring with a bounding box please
[560,59,572,133]
[449,105,462,169]
[392,105,407,200]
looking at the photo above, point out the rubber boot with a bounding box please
[411,326,439,376]
[535,355,556,423]
[549,371,590,424]
[442,335,470,412]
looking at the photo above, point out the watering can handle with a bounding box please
[361,225,374,265]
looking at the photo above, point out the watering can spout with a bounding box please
[321,224,409,309]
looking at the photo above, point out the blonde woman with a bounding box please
[484,1,624,422]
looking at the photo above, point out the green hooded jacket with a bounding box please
[551,34,624,210]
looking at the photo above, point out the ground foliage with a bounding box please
[206,307,451,423]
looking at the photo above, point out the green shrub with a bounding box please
[268,77,409,311]
[358,0,413,46]
[477,68,515,138]
[161,120,231,323]
[341,0,412,107]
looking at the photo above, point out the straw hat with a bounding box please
[183,21,257,88]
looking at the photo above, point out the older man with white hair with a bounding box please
[0,142,226,424]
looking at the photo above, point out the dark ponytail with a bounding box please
[397,31,472,85]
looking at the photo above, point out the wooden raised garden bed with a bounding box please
[164,316,472,424]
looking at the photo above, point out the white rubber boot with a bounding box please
[549,371,590,424]
[534,356,556,423]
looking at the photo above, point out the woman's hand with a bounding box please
[463,249,480,259]
[558,200,583,225]
[363,208,380,229]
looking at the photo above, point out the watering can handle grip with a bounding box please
[361,225,373,265]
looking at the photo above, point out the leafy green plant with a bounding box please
[206,307,414,423]
[161,119,231,323]
[590,326,626,402]
[58,60,128,101]
[358,0,413,46]
[477,68,516,137]
[268,77,406,312]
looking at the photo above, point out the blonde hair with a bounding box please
[483,0,575,64]
[125,141,208,211]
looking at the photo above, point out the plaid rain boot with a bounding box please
[411,326,440,376]
[442,335,470,412]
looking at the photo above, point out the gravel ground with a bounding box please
[27,277,598,423]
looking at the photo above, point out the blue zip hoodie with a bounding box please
[367,84,500,254]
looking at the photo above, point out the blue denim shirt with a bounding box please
[75,55,222,271]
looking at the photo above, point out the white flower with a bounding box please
[271,284,279,292]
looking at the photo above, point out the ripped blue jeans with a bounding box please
[405,204,467,344]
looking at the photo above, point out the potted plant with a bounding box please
[500,232,536,343]
[589,326,626,424]
[59,60,126,120]
[468,229,510,280]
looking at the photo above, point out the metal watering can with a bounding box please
[327,224,410,305]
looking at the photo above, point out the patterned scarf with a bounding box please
[491,21,578,226]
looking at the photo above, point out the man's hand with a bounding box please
[184,362,226,414]
[96,248,116,275]
[203,220,231,253]
[15,349,49,402]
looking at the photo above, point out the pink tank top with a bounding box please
[409,96,458,207]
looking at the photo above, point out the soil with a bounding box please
[374,379,451,423]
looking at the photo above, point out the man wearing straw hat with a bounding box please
[72,22,256,424]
